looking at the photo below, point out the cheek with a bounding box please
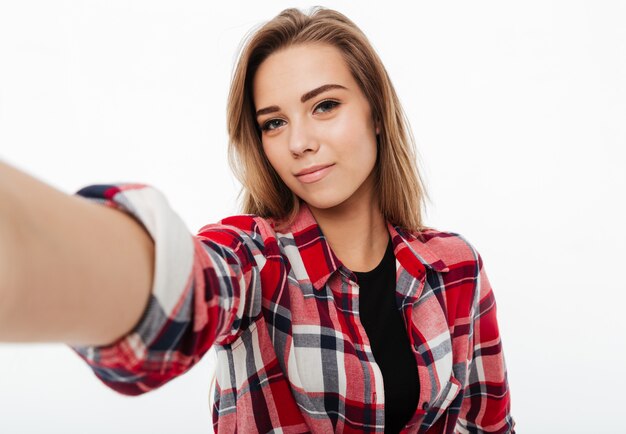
[348,135,378,178]
[330,112,376,153]
[261,143,279,171]
[341,127,377,162]
[262,143,292,182]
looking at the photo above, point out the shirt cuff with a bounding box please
[69,184,194,392]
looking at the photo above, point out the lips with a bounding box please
[295,164,334,184]
[295,164,334,176]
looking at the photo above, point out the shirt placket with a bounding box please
[337,267,386,433]
[396,266,430,432]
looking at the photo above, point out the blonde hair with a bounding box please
[227,7,430,232]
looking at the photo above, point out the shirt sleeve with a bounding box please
[69,184,265,396]
[457,250,516,433]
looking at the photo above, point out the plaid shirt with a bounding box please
[71,184,515,433]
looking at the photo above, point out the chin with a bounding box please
[298,190,352,211]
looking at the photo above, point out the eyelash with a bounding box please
[315,99,340,113]
[260,99,340,132]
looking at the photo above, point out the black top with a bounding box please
[355,236,420,434]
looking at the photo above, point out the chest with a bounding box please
[213,250,472,433]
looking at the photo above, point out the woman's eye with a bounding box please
[314,100,339,114]
[261,119,286,131]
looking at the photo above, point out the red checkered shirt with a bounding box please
[71,184,515,433]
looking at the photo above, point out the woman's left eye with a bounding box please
[314,100,339,114]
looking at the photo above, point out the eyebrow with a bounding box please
[255,83,347,117]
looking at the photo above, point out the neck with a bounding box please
[307,188,389,273]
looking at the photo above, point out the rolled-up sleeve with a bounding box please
[69,184,265,396]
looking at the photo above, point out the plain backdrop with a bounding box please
[1,1,625,433]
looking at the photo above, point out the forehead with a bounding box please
[252,43,354,106]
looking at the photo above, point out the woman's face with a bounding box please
[253,43,380,213]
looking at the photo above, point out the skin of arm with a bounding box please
[0,160,154,346]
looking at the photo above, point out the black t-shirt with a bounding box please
[355,236,420,434]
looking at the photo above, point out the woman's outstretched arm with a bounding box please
[0,160,155,346]
[0,160,267,394]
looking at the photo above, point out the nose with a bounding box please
[287,120,319,157]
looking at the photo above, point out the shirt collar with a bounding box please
[279,201,449,291]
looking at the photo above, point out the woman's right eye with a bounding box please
[261,119,286,132]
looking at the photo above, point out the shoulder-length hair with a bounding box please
[226,6,430,232]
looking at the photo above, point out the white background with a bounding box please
[1,1,625,433]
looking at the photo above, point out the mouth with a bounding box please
[295,164,335,184]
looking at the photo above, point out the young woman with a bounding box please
[0,7,514,434]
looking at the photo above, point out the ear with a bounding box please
[374,118,381,135]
